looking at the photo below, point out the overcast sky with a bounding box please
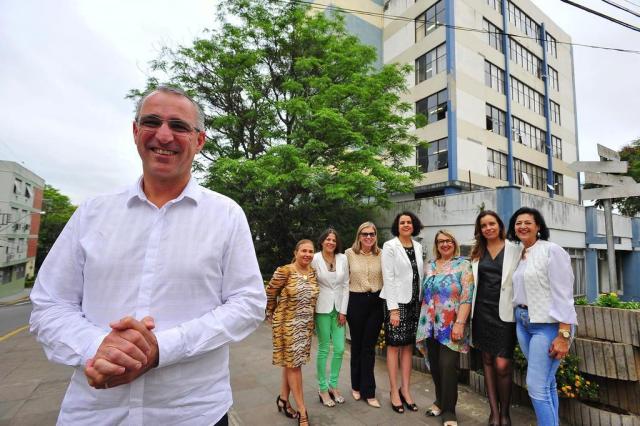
[1,0,638,204]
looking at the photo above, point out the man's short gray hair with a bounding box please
[134,85,205,131]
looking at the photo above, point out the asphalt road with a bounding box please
[0,300,32,336]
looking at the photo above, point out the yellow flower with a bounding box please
[610,292,618,298]
[586,381,591,385]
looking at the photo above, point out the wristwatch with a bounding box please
[558,329,571,339]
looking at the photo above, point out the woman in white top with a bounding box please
[507,207,576,426]
[380,212,424,414]
[312,229,349,408]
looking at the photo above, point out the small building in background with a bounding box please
[0,161,45,298]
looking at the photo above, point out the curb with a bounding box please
[0,296,30,306]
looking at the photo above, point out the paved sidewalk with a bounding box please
[0,321,538,425]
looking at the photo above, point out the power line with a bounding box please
[275,0,640,54]
[619,0,640,10]
[560,0,640,32]
[601,0,640,18]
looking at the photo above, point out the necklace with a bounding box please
[294,264,310,280]
[322,253,335,272]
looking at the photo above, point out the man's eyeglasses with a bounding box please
[436,239,454,246]
[138,115,201,134]
[360,232,376,238]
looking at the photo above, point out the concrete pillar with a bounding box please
[622,217,640,301]
[496,186,521,225]
[585,248,599,303]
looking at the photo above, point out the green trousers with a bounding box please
[315,309,346,391]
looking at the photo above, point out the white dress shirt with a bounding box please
[311,252,349,314]
[512,240,577,324]
[30,177,267,425]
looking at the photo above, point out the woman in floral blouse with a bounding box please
[416,230,474,426]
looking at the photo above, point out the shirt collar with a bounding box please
[126,176,202,208]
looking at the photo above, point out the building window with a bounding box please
[483,19,504,53]
[486,104,506,136]
[510,76,544,116]
[484,60,505,94]
[487,149,508,180]
[15,264,25,279]
[13,179,22,195]
[417,137,448,173]
[514,158,546,192]
[507,1,541,41]
[486,0,503,12]
[24,183,32,198]
[509,39,542,79]
[415,43,446,85]
[552,135,562,160]
[546,32,558,58]
[512,116,546,153]
[0,267,11,284]
[567,248,585,296]
[547,66,559,91]
[550,100,561,124]
[415,1,445,42]
[416,89,448,127]
[554,172,564,196]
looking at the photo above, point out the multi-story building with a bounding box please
[0,161,45,298]
[313,0,579,202]
[385,0,579,201]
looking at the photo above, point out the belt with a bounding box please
[517,304,528,309]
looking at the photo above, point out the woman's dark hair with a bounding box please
[390,211,422,237]
[506,207,550,241]
[470,210,505,260]
[317,228,343,254]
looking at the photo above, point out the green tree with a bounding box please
[131,0,422,271]
[615,138,640,216]
[36,185,76,271]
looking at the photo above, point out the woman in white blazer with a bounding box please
[470,211,522,426]
[380,211,424,414]
[311,228,349,408]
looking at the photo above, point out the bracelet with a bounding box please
[454,320,465,325]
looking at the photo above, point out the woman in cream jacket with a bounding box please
[380,211,424,414]
[470,211,522,426]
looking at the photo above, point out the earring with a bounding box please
[537,231,541,237]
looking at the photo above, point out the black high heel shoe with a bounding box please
[298,409,309,426]
[399,388,418,411]
[276,395,298,419]
[390,392,404,414]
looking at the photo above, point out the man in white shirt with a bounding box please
[30,86,267,425]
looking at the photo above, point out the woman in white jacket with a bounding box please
[380,212,424,414]
[312,228,349,408]
[470,210,522,426]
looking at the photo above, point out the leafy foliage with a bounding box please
[36,185,76,271]
[616,138,640,216]
[513,345,598,400]
[130,0,422,271]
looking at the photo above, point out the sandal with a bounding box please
[443,421,458,426]
[351,389,361,401]
[276,395,299,418]
[390,392,404,414]
[399,388,418,411]
[298,409,309,426]
[318,391,335,407]
[328,388,345,404]
[425,404,442,417]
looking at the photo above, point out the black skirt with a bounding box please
[384,247,421,347]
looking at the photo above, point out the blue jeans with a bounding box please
[515,307,561,426]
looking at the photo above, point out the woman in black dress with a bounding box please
[380,212,424,414]
[470,211,522,426]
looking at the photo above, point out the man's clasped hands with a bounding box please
[84,316,158,390]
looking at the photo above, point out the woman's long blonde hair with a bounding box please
[350,221,380,255]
